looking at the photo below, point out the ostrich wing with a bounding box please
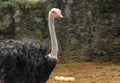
[0,40,56,83]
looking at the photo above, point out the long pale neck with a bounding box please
[48,14,58,59]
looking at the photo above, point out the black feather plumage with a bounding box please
[0,39,57,83]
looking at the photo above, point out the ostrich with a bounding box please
[0,8,63,83]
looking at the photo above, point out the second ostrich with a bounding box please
[0,8,63,83]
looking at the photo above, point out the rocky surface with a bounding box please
[0,0,120,62]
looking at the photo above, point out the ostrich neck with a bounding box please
[48,15,58,59]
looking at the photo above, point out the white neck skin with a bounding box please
[47,12,58,59]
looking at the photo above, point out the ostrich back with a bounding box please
[0,39,57,83]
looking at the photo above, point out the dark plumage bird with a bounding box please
[0,8,63,83]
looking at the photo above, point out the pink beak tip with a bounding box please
[60,15,63,18]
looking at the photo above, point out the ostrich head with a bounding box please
[49,8,63,18]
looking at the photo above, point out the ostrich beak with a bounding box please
[58,13,63,18]
[59,13,63,18]
[55,13,63,18]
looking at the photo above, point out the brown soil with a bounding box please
[47,62,120,83]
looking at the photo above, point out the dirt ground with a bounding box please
[47,62,120,83]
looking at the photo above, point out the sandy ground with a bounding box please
[47,62,120,83]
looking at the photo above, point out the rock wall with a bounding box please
[0,0,120,62]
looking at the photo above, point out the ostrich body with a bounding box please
[0,8,63,83]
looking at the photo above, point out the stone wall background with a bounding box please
[0,0,120,63]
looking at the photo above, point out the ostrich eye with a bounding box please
[52,11,56,13]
